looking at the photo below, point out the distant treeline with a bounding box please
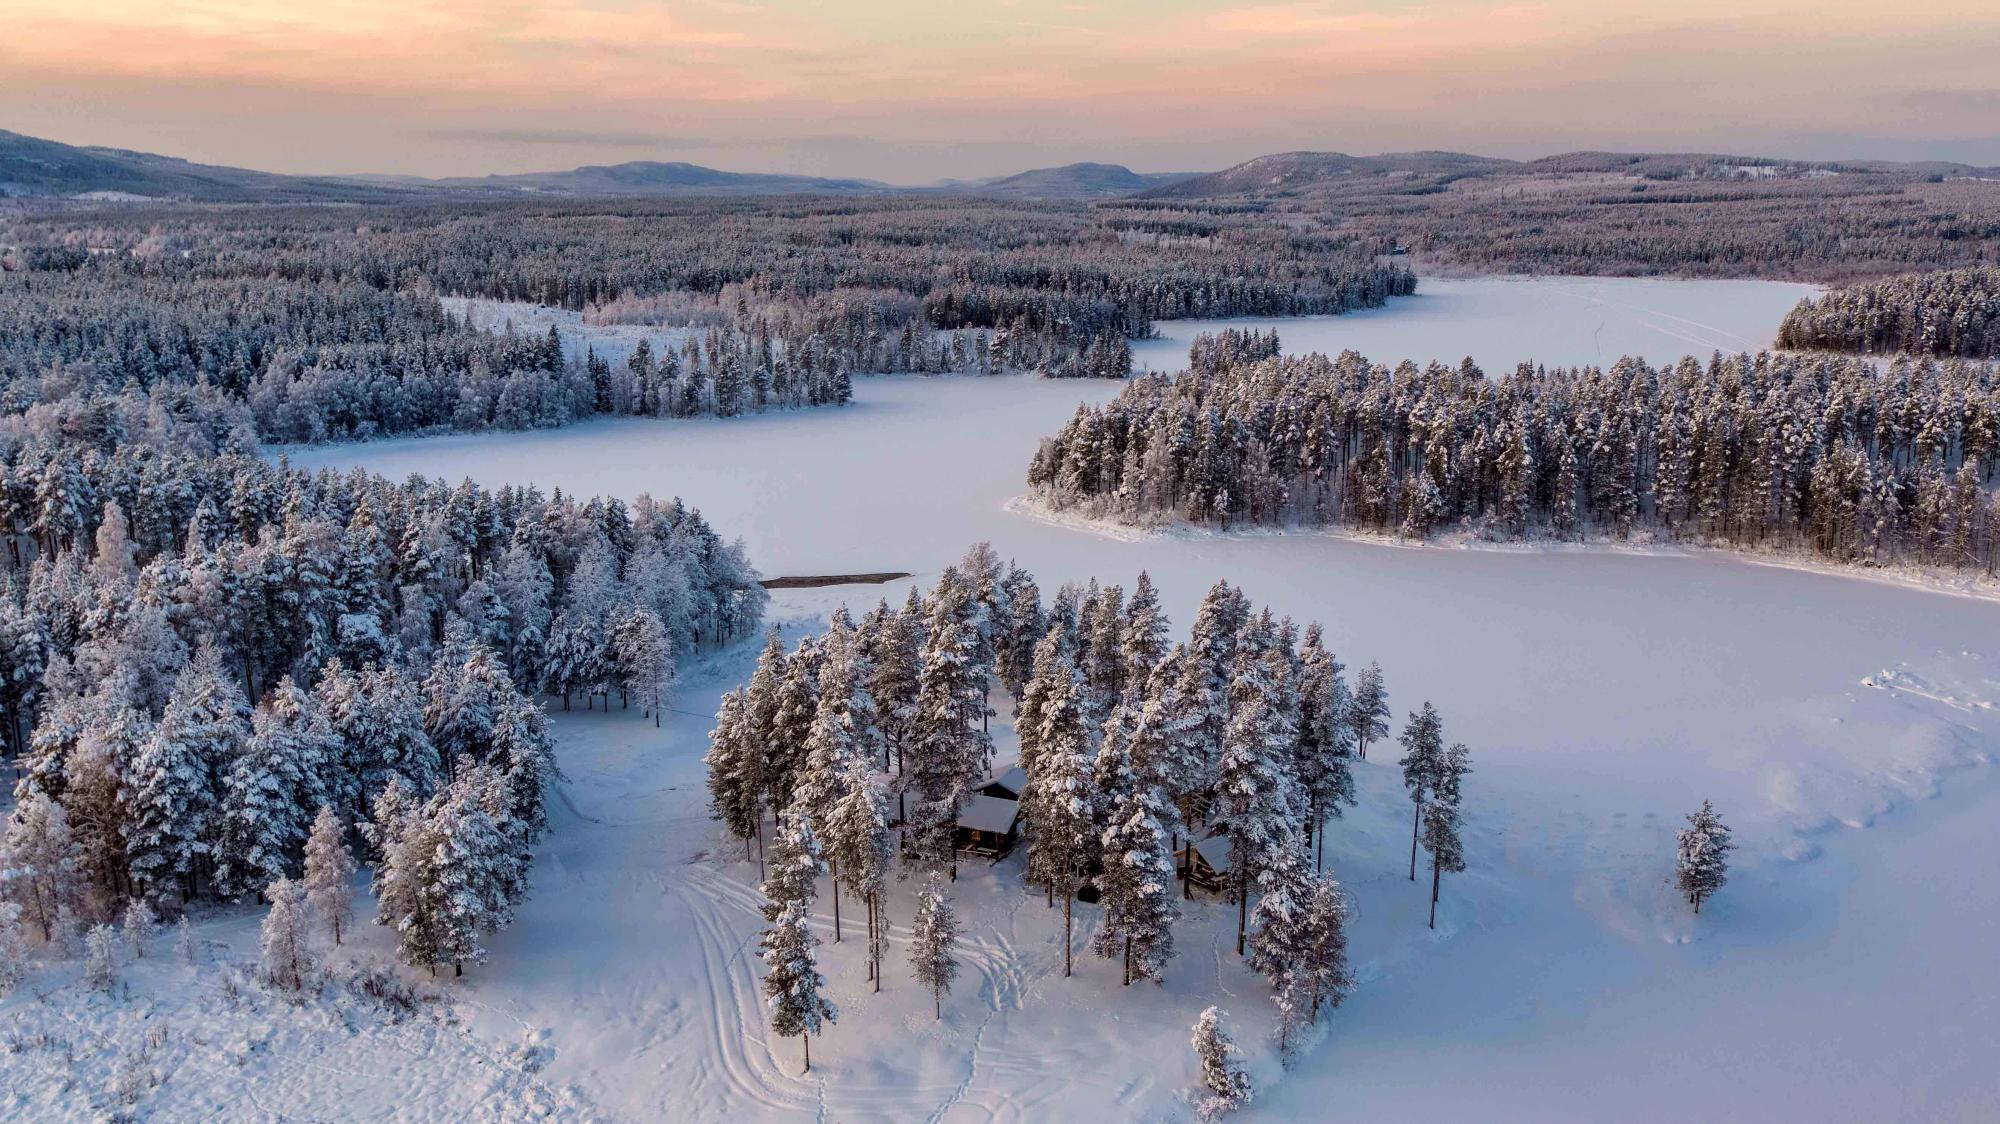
[0,197,1415,436]
[1029,331,2000,573]
[1778,267,2000,358]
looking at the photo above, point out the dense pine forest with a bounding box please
[1778,266,2000,357]
[1029,332,2000,573]
[0,391,765,972]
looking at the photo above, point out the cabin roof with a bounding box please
[958,794,1022,835]
[1192,835,1234,874]
[980,765,1027,797]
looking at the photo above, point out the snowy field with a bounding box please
[253,276,2000,1121]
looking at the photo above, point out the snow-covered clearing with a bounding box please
[232,275,2000,1120]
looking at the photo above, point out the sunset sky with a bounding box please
[6,0,1997,181]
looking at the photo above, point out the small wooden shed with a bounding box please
[1176,835,1234,894]
[955,795,1022,861]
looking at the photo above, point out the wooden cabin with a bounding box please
[955,795,1022,861]
[977,766,1027,802]
[1176,835,1234,894]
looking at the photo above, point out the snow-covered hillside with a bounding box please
[191,275,2000,1120]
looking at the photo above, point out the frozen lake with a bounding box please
[1130,275,1821,375]
[288,275,1999,1122]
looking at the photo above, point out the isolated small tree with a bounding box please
[0,791,83,943]
[1348,662,1388,761]
[85,923,116,992]
[909,872,960,1019]
[1421,742,1470,927]
[1191,1006,1254,1120]
[261,876,316,994]
[1397,703,1445,881]
[1676,800,1732,914]
[175,915,195,966]
[0,903,26,994]
[122,898,156,959]
[760,899,835,1073]
[303,806,357,945]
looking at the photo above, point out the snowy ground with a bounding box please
[159,274,2000,1121]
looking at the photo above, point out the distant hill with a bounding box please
[413,161,890,197]
[944,162,1199,200]
[1141,151,1519,199]
[0,128,414,202]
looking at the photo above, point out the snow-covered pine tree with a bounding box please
[1397,702,1445,882]
[1675,800,1732,914]
[1348,661,1388,761]
[1421,741,1470,928]
[995,564,1044,700]
[1021,639,1095,974]
[908,871,959,1019]
[1295,624,1355,870]
[1192,1006,1254,1120]
[0,903,24,993]
[759,808,835,1072]
[742,630,793,810]
[825,755,892,987]
[1213,614,1303,954]
[260,875,316,994]
[1121,571,1169,699]
[704,691,766,867]
[907,568,994,875]
[0,790,81,943]
[303,805,356,944]
[865,594,922,782]
[610,604,673,726]
[128,644,246,905]
[1093,771,1178,985]
[213,675,332,899]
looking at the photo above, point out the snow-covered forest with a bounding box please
[1778,266,2000,357]
[1029,333,2000,573]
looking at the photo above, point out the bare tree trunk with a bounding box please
[1123,936,1132,986]
[803,1033,811,1074]
[1409,800,1422,881]
[1429,858,1440,929]
[831,865,841,943]
[1236,870,1248,956]
[1063,886,1074,977]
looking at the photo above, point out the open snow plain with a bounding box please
[276,276,2000,1122]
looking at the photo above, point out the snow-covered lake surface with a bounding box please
[275,276,1999,1122]
[1130,275,1821,375]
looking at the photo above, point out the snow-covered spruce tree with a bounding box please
[1191,1006,1254,1121]
[609,604,673,726]
[1093,769,1179,985]
[1121,571,1169,699]
[906,568,994,875]
[1021,639,1095,974]
[1676,800,1733,914]
[128,643,246,905]
[260,875,316,994]
[704,691,766,867]
[303,805,356,945]
[1348,662,1388,761]
[85,922,116,992]
[768,635,826,810]
[758,808,835,1073]
[741,630,793,814]
[1397,702,1445,882]
[0,790,82,942]
[1213,615,1303,955]
[864,592,923,781]
[1084,582,1127,713]
[909,871,960,1020]
[213,675,334,900]
[825,756,892,988]
[1295,624,1355,871]
[995,564,1044,700]
[1421,742,1471,928]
